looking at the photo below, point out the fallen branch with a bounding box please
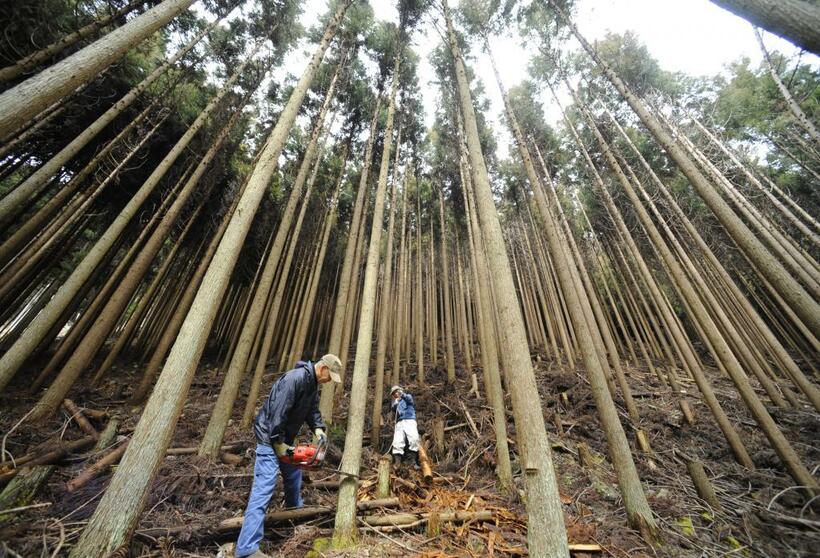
[66,440,129,492]
[62,399,99,440]
[81,408,109,421]
[443,422,467,432]
[460,402,480,438]
[0,436,95,486]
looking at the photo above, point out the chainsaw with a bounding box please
[277,437,359,479]
[278,437,327,470]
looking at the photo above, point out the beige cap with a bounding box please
[319,353,342,383]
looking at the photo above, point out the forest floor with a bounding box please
[0,352,818,557]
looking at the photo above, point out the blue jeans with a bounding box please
[236,443,303,557]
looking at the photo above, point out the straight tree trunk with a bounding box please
[459,143,513,490]
[443,3,568,555]
[30,92,248,420]
[370,132,402,447]
[438,189,456,384]
[493,53,655,536]
[198,59,344,457]
[571,92,816,490]
[287,150,349,363]
[333,52,400,546]
[318,97,382,421]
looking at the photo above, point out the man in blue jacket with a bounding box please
[236,354,342,558]
[390,385,420,467]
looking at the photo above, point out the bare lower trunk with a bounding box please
[333,53,400,547]
[443,3,568,555]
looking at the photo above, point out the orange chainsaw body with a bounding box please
[278,438,327,470]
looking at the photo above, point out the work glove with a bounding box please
[314,428,327,444]
[273,442,295,458]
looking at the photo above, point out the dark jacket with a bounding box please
[392,392,416,421]
[254,361,325,447]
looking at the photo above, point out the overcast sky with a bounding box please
[253,0,819,157]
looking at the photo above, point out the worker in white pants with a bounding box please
[390,385,420,467]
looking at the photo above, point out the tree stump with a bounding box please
[377,456,391,498]
[433,417,445,456]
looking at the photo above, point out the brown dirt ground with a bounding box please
[0,350,818,557]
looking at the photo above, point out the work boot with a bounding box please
[392,453,402,467]
[406,450,420,470]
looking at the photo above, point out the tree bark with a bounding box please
[709,0,820,55]
[443,3,568,555]
[333,50,400,547]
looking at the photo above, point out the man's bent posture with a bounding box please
[236,354,342,558]
[390,385,420,467]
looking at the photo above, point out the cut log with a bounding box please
[66,441,129,492]
[362,509,493,527]
[0,465,55,521]
[220,452,243,466]
[165,444,239,456]
[139,506,334,538]
[354,497,399,511]
[138,498,400,538]
[82,408,109,421]
[569,543,602,552]
[63,399,99,440]
[418,443,433,484]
